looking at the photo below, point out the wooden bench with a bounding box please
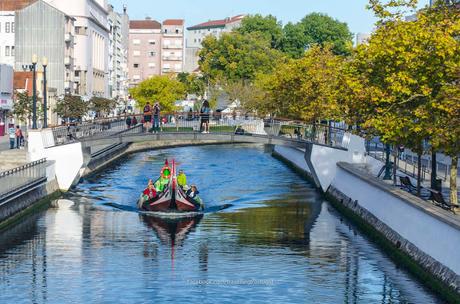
[428,188,459,213]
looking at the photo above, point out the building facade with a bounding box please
[128,19,162,86]
[184,15,244,73]
[128,18,185,86]
[0,64,13,132]
[15,0,75,126]
[0,10,14,67]
[43,0,110,98]
[161,19,184,75]
[107,4,129,100]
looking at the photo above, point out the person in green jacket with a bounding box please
[177,170,187,188]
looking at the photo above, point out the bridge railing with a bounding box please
[50,113,349,149]
[0,159,47,203]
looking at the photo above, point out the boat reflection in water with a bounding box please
[141,214,203,262]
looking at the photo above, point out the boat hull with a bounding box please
[138,185,172,212]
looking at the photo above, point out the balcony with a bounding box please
[162,56,183,61]
[64,32,74,43]
[162,44,183,49]
[64,56,73,67]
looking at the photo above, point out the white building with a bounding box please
[356,33,371,46]
[0,10,15,67]
[43,0,110,98]
[107,4,129,101]
[184,15,244,73]
[0,64,13,132]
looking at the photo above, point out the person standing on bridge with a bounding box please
[143,102,152,131]
[153,102,161,133]
[200,100,211,134]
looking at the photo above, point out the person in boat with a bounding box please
[186,185,204,210]
[155,162,172,192]
[143,181,157,201]
[177,170,187,189]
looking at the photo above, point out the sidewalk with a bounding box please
[0,135,12,151]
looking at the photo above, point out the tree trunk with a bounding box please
[450,155,458,209]
[417,153,422,197]
[431,150,438,190]
[393,146,398,185]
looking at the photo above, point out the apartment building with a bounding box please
[43,0,110,98]
[161,19,184,75]
[128,19,162,85]
[108,4,129,100]
[128,18,185,86]
[184,15,244,73]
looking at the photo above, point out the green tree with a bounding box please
[236,14,284,49]
[256,45,344,122]
[129,75,186,112]
[299,13,353,55]
[281,22,308,58]
[177,72,206,96]
[199,32,284,83]
[90,97,116,118]
[54,95,89,121]
[13,91,33,124]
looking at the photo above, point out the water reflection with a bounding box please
[0,145,445,303]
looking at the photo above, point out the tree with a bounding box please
[255,45,344,122]
[90,97,116,118]
[281,22,308,58]
[54,95,89,121]
[129,75,186,112]
[177,72,206,97]
[13,91,33,124]
[299,13,354,55]
[236,14,284,49]
[13,91,44,126]
[199,32,284,83]
[346,0,460,199]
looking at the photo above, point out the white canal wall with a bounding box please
[273,144,460,294]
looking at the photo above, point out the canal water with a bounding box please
[0,145,444,303]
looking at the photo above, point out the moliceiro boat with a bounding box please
[138,160,204,213]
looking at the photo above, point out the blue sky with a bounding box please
[110,0,430,35]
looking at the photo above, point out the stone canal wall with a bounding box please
[0,161,60,230]
[273,146,460,297]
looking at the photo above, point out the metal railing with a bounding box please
[365,141,456,182]
[50,113,350,149]
[0,159,47,203]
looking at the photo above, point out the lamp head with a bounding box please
[42,57,48,67]
[32,54,38,64]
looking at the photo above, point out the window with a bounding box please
[11,46,14,56]
[5,46,9,56]
[11,22,14,33]
[149,51,156,57]
[174,64,181,70]
[5,22,10,33]
[148,63,155,68]
[133,75,140,80]
[0,22,2,33]
[164,29,168,33]
[194,39,197,43]
[148,40,156,45]
[175,29,179,34]
[133,39,140,45]
[133,50,141,56]
[133,63,139,68]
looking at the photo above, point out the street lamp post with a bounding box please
[383,143,392,180]
[31,54,38,129]
[42,57,48,128]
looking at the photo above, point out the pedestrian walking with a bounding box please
[15,126,23,149]
[153,102,161,133]
[126,116,132,129]
[200,100,211,133]
[8,125,15,149]
[143,102,152,131]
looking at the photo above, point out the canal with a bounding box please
[0,145,444,303]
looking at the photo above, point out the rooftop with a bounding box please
[130,19,161,30]
[187,15,245,30]
[0,0,36,11]
[163,19,184,26]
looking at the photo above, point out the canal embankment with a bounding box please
[272,145,460,300]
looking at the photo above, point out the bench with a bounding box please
[399,176,430,199]
[428,189,459,212]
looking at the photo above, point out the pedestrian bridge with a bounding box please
[47,117,350,151]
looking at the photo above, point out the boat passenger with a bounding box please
[177,170,187,188]
[186,185,199,199]
[143,183,157,201]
